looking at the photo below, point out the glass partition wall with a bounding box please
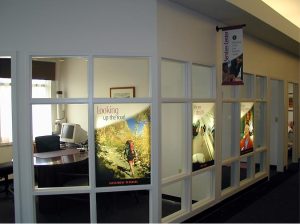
[221,73,268,198]
[161,60,216,221]
[30,56,151,223]
[14,55,269,223]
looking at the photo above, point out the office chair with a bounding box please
[35,135,60,153]
[0,161,13,195]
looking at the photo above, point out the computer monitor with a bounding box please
[60,123,81,144]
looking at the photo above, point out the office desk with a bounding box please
[34,148,88,166]
[34,148,88,188]
[34,148,88,212]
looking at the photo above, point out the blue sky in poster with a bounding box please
[126,117,145,135]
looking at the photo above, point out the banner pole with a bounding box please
[216,24,246,32]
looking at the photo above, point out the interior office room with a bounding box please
[0,0,299,223]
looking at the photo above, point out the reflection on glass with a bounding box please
[192,64,214,98]
[161,60,186,98]
[36,194,90,223]
[161,103,186,178]
[93,57,149,98]
[162,182,182,218]
[97,191,149,223]
[192,171,213,205]
[32,104,89,188]
[240,102,254,155]
[192,103,215,171]
[94,104,151,187]
[32,57,88,98]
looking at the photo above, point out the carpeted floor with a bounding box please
[187,162,299,223]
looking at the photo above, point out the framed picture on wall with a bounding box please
[110,86,135,98]
[288,93,293,111]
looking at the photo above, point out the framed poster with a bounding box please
[95,103,151,187]
[192,103,215,171]
[240,103,254,155]
[110,86,135,98]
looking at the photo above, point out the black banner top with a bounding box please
[216,24,246,32]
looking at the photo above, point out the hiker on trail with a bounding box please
[124,140,137,177]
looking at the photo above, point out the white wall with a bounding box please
[0,0,157,53]
[158,0,217,64]
[244,36,299,81]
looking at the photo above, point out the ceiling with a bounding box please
[170,0,300,57]
[262,0,300,28]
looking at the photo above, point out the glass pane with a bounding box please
[240,102,254,155]
[97,191,149,223]
[222,103,237,160]
[240,156,253,181]
[256,76,267,100]
[222,161,238,191]
[161,103,186,178]
[95,104,151,187]
[222,85,237,99]
[161,60,186,98]
[239,73,254,98]
[254,102,266,148]
[255,151,266,174]
[192,171,214,205]
[36,194,90,223]
[32,57,88,98]
[162,181,183,218]
[32,104,89,188]
[222,163,232,190]
[192,103,215,171]
[0,57,14,223]
[93,57,149,98]
[192,64,214,98]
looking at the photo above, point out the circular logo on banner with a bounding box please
[232,35,237,40]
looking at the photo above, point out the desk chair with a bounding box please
[35,135,60,153]
[0,161,13,195]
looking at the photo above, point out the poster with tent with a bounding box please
[94,104,151,187]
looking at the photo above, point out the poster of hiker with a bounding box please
[192,103,215,171]
[240,102,254,155]
[95,104,151,187]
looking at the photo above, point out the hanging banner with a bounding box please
[221,27,244,85]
